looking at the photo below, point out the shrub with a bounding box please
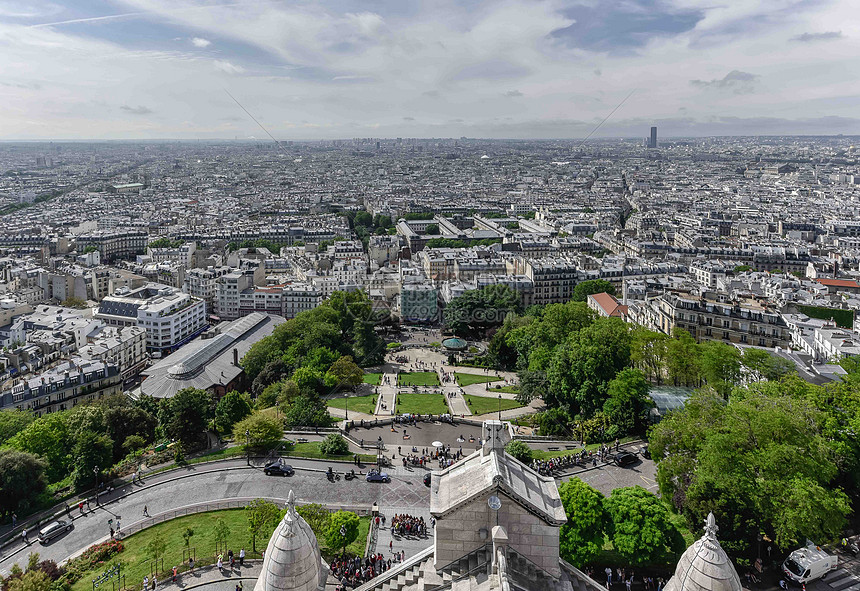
[504,440,533,463]
[319,434,349,456]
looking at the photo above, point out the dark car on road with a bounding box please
[423,473,431,487]
[263,459,295,476]
[614,451,638,467]
[366,469,391,483]
[38,520,72,544]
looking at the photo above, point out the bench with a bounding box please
[548,447,560,451]
[296,437,308,444]
[565,445,577,450]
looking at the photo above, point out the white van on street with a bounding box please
[782,543,837,584]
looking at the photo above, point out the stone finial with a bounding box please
[287,490,297,517]
[704,512,718,540]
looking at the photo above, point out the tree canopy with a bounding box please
[604,486,685,566]
[444,284,521,337]
[572,279,616,302]
[558,479,610,568]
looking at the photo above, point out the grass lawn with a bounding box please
[488,385,520,394]
[69,509,370,591]
[362,372,382,385]
[327,394,377,415]
[455,372,503,387]
[463,394,522,415]
[283,441,376,464]
[395,392,449,415]
[397,372,440,387]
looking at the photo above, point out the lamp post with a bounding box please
[498,394,502,422]
[93,465,100,505]
[245,429,250,466]
[345,395,349,421]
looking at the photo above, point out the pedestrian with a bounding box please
[11,513,16,527]
[132,471,137,483]
[152,576,157,590]
[116,518,121,532]
[86,498,91,510]
[228,549,234,568]
[22,529,28,543]
[239,548,245,567]
[189,557,195,572]
[626,579,632,591]
[217,555,223,572]
[143,576,148,590]
[390,540,393,552]
[605,567,612,586]
[110,527,114,539]
[143,505,149,517]
[79,502,84,514]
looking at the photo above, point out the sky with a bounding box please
[0,0,859,140]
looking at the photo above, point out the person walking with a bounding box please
[217,555,223,572]
[228,549,234,568]
[22,529,28,544]
[143,576,148,590]
[143,505,149,517]
[239,548,245,567]
[116,518,121,532]
[172,566,177,583]
[605,567,612,586]
[189,557,195,572]
[152,576,157,590]
[11,513,17,527]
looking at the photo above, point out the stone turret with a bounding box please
[254,491,329,591]
[663,513,742,591]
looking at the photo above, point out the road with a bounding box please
[0,453,658,575]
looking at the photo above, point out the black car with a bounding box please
[614,451,638,467]
[423,473,431,487]
[264,460,295,476]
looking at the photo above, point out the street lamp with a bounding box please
[345,395,349,421]
[498,394,502,422]
[93,465,100,505]
[245,429,250,466]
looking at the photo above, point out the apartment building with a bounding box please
[0,358,121,415]
[184,266,232,315]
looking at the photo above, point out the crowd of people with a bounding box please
[391,514,427,537]
[331,553,394,589]
[398,445,464,469]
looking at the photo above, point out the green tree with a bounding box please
[0,449,46,514]
[283,395,331,428]
[296,504,332,537]
[7,568,51,591]
[425,223,440,235]
[699,342,742,399]
[291,366,326,396]
[213,518,230,550]
[246,499,280,552]
[144,532,167,562]
[572,279,615,302]
[535,407,571,437]
[603,369,654,436]
[123,434,147,454]
[61,297,87,309]
[325,356,364,391]
[319,433,349,456]
[325,511,360,553]
[157,387,211,449]
[604,487,684,566]
[103,403,157,461]
[71,430,113,491]
[0,410,34,446]
[233,413,283,451]
[7,413,71,482]
[444,285,521,337]
[741,348,796,382]
[546,317,631,417]
[665,328,701,386]
[650,384,851,552]
[215,391,252,434]
[182,527,195,547]
[276,380,301,408]
[504,440,532,463]
[558,479,610,567]
[630,327,668,384]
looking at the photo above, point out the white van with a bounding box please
[782,544,837,584]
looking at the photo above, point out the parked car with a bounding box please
[423,473,431,487]
[38,520,72,544]
[366,469,391,483]
[264,459,295,476]
[614,451,638,467]
[640,445,651,459]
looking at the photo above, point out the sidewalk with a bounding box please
[155,562,262,591]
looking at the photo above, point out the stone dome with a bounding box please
[663,513,742,591]
[253,491,329,591]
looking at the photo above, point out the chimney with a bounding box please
[233,348,239,367]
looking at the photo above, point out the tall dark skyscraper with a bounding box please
[649,126,658,149]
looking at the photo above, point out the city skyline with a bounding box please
[0,0,858,140]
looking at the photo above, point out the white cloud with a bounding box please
[191,37,211,48]
[213,59,244,74]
